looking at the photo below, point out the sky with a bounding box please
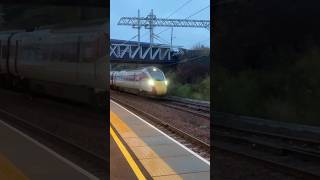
[110,0,210,49]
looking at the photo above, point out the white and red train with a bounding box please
[110,66,168,96]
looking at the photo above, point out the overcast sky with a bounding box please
[110,0,210,49]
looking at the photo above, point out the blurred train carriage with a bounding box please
[0,20,108,106]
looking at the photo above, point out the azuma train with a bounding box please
[0,21,108,105]
[110,66,168,96]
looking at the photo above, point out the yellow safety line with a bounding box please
[110,126,146,180]
[0,153,29,180]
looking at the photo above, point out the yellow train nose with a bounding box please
[154,81,167,95]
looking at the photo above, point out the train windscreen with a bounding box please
[148,68,165,81]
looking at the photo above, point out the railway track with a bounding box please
[0,107,107,178]
[110,90,211,119]
[159,96,210,119]
[214,113,320,179]
[110,96,210,161]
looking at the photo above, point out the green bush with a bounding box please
[166,71,210,101]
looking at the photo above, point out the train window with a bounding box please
[135,73,145,81]
[125,74,133,81]
[137,72,148,80]
[51,42,77,62]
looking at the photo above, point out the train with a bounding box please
[0,21,108,106]
[110,66,168,96]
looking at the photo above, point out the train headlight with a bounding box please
[148,79,155,86]
[164,80,168,86]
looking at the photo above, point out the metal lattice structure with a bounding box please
[118,17,210,28]
[110,43,183,63]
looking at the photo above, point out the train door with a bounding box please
[8,39,19,76]
[138,71,143,92]
[13,32,46,82]
[6,32,22,77]
[111,71,116,88]
[134,72,142,92]
[0,34,12,75]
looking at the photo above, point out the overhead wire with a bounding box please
[166,0,193,18]
[185,5,210,19]
[153,34,171,44]
[115,34,138,46]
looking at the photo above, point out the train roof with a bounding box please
[0,19,108,35]
[112,66,161,72]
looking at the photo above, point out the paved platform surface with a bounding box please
[110,100,210,180]
[110,136,137,179]
[0,119,98,180]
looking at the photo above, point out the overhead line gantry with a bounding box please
[117,9,210,45]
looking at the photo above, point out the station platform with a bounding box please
[0,119,98,180]
[110,100,210,180]
[110,136,138,179]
